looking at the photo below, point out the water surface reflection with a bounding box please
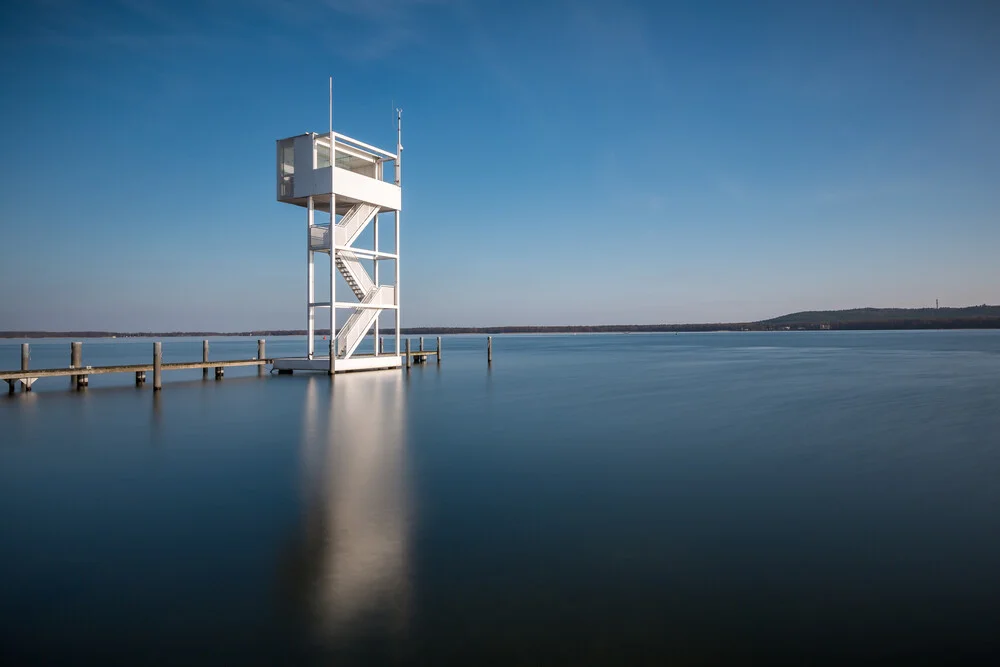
[289,372,411,647]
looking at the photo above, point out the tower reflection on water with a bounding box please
[291,371,411,642]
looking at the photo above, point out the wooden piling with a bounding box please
[70,341,82,387]
[73,342,89,388]
[419,337,424,352]
[20,344,29,392]
[153,342,162,391]
[202,340,209,379]
[487,336,492,365]
[437,336,442,364]
[405,339,411,369]
[257,339,266,376]
[135,371,145,386]
[379,336,384,354]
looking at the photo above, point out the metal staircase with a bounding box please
[305,201,391,361]
[336,202,380,247]
[335,251,374,301]
[336,285,394,358]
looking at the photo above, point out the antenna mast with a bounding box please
[329,76,334,208]
[395,108,402,186]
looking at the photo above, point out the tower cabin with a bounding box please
[272,120,402,374]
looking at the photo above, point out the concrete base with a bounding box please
[272,355,403,374]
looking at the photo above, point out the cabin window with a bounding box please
[316,140,331,169]
[278,139,295,198]
[279,140,294,176]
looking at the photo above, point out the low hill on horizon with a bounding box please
[763,305,1000,326]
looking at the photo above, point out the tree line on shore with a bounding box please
[3,306,998,338]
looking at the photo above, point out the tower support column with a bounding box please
[307,196,315,358]
[373,212,379,355]
[329,193,336,375]
[394,109,402,361]
[394,209,401,357]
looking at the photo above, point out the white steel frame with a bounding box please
[291,98,401,374]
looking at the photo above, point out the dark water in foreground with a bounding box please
[2,332,999,665]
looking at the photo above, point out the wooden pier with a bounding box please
[3,335,495,391]
[403,336,441,368]
[3,340,269,393]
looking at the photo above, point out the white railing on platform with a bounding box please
[332,132,398,160]
[310,202,380,253]
[309,224,330,251]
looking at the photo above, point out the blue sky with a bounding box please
[1,0,998,330]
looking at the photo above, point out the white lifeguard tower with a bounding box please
[272,94,402,374]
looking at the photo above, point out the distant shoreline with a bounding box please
[3,306,999,338]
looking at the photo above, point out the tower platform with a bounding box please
[273,355,402,374]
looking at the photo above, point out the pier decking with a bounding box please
[273,336,443,373]
[273,355,402,374]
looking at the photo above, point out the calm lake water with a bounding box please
[2,332,999,665]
